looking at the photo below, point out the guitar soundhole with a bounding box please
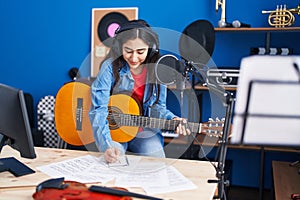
[108,106,122,130]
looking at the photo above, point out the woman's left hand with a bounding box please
[173,117,191,136]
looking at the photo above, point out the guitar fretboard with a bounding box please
[110,113,201,133]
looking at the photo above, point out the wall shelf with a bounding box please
[214,26,300,58]
[215,27,300,32]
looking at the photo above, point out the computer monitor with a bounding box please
[0,83,36,176]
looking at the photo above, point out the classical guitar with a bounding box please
[54,81,225,146]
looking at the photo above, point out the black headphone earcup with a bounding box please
[148,43,158,59]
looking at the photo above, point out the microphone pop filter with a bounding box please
[155,54,179,85]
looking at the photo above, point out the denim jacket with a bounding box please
[89,58,176,152]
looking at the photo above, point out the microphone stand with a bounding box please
[174,61,198,159]
[156,57,234,185]
[191,67,235,200]
[175,73,187,118]
[175,59,194,119]
[213,86,234,199]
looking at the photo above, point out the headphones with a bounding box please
[112,21,159,59]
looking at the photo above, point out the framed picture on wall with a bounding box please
[91,7,138,77]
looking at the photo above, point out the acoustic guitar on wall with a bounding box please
[54,81,226,146]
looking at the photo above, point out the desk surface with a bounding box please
[272,161,300,200]
[0,146,217,200]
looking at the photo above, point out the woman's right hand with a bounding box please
[104,147,120,163]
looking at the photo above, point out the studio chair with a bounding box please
[37,95,67,149]
[24,92,44,147]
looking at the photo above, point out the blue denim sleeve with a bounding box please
[88,60,122,152]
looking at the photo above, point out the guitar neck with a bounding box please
[114,113,201,133]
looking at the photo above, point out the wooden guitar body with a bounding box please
[55,81,94,146]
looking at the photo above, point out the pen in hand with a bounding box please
[104,140,120,163]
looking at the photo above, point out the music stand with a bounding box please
[232,80,300,147]
[230,55,300,200]
[231,55,300,147]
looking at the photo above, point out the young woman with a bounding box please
[89,19,190,163]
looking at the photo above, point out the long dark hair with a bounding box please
[101,19,161,103]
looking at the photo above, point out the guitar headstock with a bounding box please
[201,117,225,138]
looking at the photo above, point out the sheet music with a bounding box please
[37,154,140,183]
[143,166,197,195]
[231,55,300,145]
[37,154,197,194]
[114,161,169,187]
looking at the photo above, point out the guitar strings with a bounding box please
[107,113,201,132]
[108,113,179,129]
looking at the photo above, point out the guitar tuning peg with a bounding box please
[221,118,225,121]
[216,117,220,122]
[208,118,214,122]
[206,130,215,136]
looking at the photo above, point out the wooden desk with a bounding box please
[272,161,300,200]
[0,146,217,200]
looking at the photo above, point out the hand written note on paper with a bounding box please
[37,155,197,194]
[108,155,129,167]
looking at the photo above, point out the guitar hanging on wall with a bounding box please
[54,81,226,146]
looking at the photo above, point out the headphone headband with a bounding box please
[114,21,158,42]
[112,20,159,58]
[115,22,149,34]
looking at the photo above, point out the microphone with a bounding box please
[218,20,233,28]
[232,20,251,28]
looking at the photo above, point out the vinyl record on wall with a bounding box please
[97,12,129,47]
[91,8,138,77]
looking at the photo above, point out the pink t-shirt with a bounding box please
[131,66,147,104]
